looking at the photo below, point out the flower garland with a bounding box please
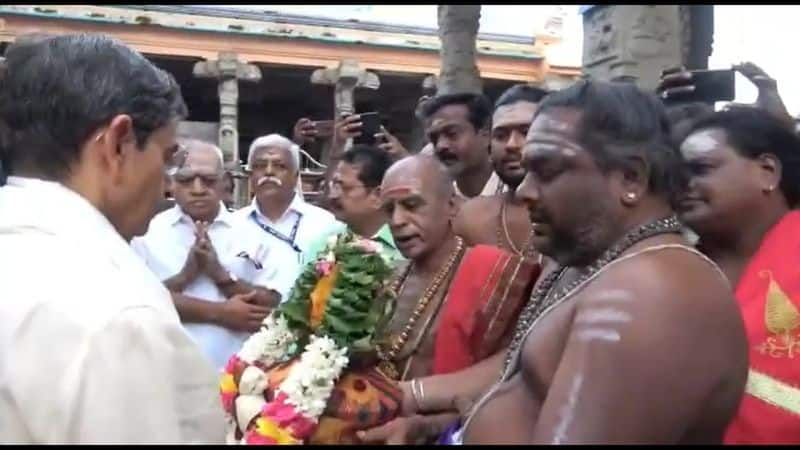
[220,231,396,445]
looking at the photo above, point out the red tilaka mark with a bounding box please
[381,186,414,199]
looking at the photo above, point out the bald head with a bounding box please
[381,154,457,261]
[383,154,454,199]
[171,139,225,222]
[180,138,224,174]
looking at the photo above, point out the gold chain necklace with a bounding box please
[496,196,535,258]
[377,237,465,379]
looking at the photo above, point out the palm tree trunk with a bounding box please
[437,5,482,95]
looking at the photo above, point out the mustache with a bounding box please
[256,176,283,187]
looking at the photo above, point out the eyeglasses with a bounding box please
[173,171,222,186]
[328,179,368,196]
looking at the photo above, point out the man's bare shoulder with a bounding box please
[453,195,502,241]
[576,244,746,365]
[458,195,502,216]
[516,245,747,444]
[581,245,736,327]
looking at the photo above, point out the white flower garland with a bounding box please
[279,336,349,419]
[223,317,350,444]
[237,314,296,366]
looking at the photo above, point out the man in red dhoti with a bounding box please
[354,154,540,444]
[678,107,800,443]
[372,154,540,382]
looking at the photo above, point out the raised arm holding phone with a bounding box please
[657,62,793,129]
[322,112,411,189]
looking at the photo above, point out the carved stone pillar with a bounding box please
[311,59,380,162]
[581,5,711,92]
[193,52,262,208]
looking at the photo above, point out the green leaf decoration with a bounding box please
[274,230,398,353]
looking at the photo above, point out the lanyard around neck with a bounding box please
[249,209,303,254]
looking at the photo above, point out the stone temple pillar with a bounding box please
[311,59,380,164]
[580,5,713,92]
[193,52,262,209]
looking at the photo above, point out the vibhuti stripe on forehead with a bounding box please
[682,130,720,154]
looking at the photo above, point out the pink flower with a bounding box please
[316,260,334,277]
[224,355,241,374]
[262,393,317,439]
[221,392,236,415]
[263,395,300,427]
[352,239,381,254]
[243,430,277,445]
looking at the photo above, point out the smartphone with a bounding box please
[353,112,381,146]
[667,69,736,104]
[312,120,334,138]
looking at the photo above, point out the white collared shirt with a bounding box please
[0,177,225,444]
[233,194,340,299]
[131,203,283,370]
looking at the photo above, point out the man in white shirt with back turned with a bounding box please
[132,139,284,369]
[235,134,339,297]
[0,34,224,443]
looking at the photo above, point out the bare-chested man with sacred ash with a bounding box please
[449,80,749,444]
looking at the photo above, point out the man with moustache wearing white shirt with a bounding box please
[132,139,283,370]
[235,134,339,298]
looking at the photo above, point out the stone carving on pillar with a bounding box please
[311,59,380,118]
[311,59,380,161]
[582,5,686,91]
[193,52,262,209]
[422,75,438,97]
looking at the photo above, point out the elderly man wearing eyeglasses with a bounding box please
[131,139,286,370]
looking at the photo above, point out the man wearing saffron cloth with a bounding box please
[677,107,800,443]
[454,84,549,258]
[370,154,539,381]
